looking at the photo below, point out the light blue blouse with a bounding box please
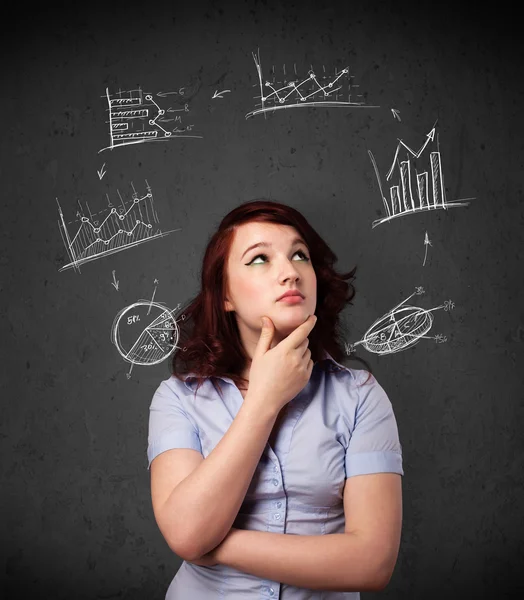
[147,351,404,599]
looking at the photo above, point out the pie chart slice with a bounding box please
[112,302,179,366]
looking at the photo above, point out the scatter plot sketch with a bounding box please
[345,287,454,356]
[57,181,180,273]
[368,123,474,228]
[111,301,180,367]
[245,48,379,118]
[99,87,202,152]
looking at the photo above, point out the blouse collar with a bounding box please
[181,349,353,391]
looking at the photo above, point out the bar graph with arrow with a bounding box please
[368,123,474,228]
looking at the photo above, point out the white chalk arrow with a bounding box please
[212,89,231,99]
[423,231,432,267]
[111,270,119,291]
[97,163,107,180]
[147,281,158,315]
[386,123,437,180]
[391,108,401,121]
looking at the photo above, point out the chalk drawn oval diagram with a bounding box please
[111,301,179,366]
[362,305,434,355]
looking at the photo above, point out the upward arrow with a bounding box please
[391,108,401,121]
[386,126,436,181]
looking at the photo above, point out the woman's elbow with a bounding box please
[370,556,399,591]
[167,536,201,562]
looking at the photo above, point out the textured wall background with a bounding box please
[2,0,523,598]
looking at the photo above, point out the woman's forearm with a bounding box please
[214,528,388,593]
[159,395,279,560]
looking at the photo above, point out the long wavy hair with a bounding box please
[171,199,368,399]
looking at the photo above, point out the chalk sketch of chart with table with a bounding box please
[99,87,202,152]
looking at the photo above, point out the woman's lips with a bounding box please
[278,296,305,304]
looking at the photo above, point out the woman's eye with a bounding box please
[248,250,310,265]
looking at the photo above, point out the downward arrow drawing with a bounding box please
[212,89,231,99]
[111,270,119,291]
[391,108,401,121]
[97,163,107,180]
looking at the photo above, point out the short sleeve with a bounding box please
[345,370,404,478]
[146,379,203,470]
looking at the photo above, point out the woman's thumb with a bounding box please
[256,316,273,354]
[260,316,273,330]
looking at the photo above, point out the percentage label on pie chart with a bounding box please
[111,301,179,366]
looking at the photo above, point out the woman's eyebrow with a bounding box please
[241,237,307,260]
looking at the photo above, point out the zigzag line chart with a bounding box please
[57,182,179,273]
[246,48,379,118]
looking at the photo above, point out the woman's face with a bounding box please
[224,221,317,356]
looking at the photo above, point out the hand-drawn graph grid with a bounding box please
[246,49,378,118]
[57,182,175,273]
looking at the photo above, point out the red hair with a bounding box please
[171,199,363,399]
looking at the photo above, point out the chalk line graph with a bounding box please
[57,181,180,273]
[245,48,379,118]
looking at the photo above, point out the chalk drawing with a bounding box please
[57,180,180,273]
[99,86,201,152]
[246,48,379,118]
[368,122,474,227]
[345,287,454,355]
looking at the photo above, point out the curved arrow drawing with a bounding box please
[212,89,231,99]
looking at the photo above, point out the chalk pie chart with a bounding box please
[362,305,433,355]
[111,301,179,366]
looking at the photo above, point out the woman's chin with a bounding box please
[273,316,309,334]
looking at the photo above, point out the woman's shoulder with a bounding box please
[320,352,372,386]
[153,373,196,400]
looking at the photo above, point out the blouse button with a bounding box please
[269,589,274,596]
[276,501,282,508]
[274,514,281,520]
[272,478,279,486]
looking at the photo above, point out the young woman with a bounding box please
[147,199,404,599]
